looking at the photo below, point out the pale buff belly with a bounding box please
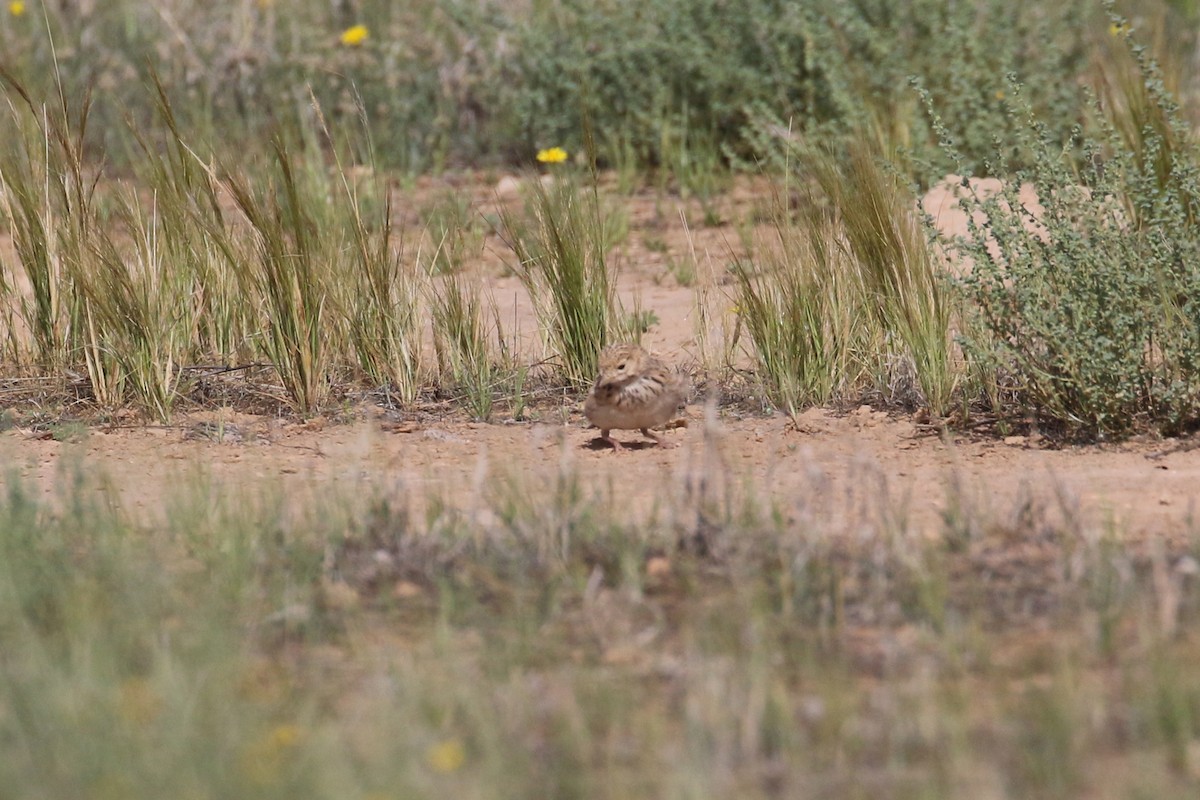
[584,394,678,431]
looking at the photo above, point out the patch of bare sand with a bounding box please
[3,408,1195,541]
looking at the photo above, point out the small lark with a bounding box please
[583,343,688,451]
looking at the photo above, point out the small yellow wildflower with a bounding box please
[1109,22,1128,37]
[426,738,466,773]
[266,724,304,748]
[340,24,369,46]
[8,1,25,16]
[536,146,568,164]
[994,89,1006,100]
[240,724,306,786]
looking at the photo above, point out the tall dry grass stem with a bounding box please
[733,200,872,413]
[498,177,617,386]
[430,272,497,421]
[224,137,331,415]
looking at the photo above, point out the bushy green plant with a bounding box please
[508,0,816,170]
[744,0,1095,185]
[945,63,1200,435]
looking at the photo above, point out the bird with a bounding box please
[583,343,688,451]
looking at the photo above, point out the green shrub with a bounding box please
[508,0,815,168]
[0,0,1124,177]
[743,0,1096,185]
[944,60,1200,436]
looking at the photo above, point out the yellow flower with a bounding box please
[340,24,369,46]
[1109,22,1128,37]
[536,147,568,164]
[266,724,304,748]
[994,89,1006,100]
[240,724,306,786]
[8,1,25,16]
[426,738,466,773]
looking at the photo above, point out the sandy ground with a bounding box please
[2,173,1198,539]
[4,406,1197,541]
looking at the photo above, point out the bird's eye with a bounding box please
[616,362,626,370]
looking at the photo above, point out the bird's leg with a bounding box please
[600,429,624,451]
[641,428,675,448]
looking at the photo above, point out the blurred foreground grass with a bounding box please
[2,441,1200,799]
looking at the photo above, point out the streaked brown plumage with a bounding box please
[583,344,688,451]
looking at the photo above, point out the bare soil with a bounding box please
[5,405,1198,539]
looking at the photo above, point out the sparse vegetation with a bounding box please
[0,0,1195,430]
[430,273,499,421]
[420,189,483,275]
[733,190,870,413]
[734,139,955,416]
[4,3,1200,795]
[498,176,620,386]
